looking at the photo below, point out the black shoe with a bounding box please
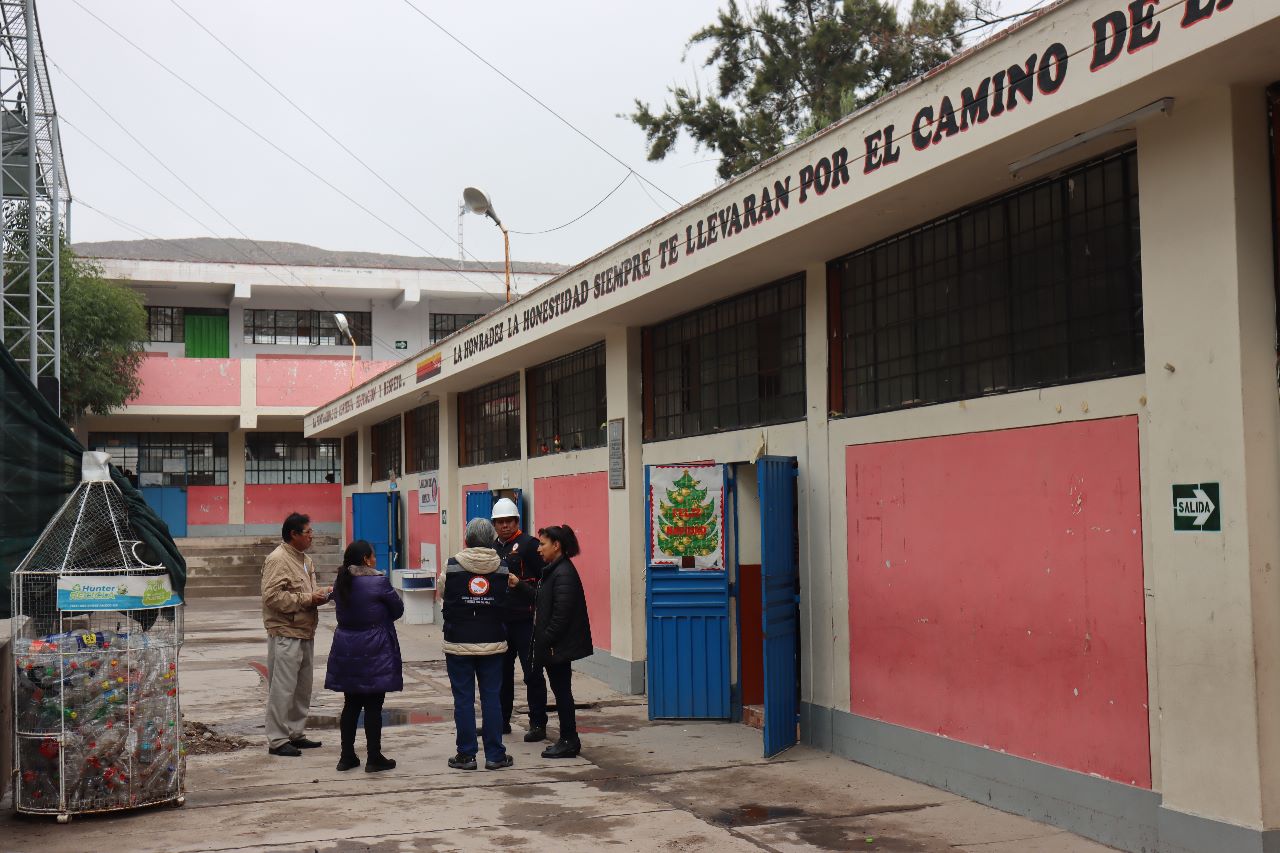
[268,743,302,757]
[447,753,478,770]
[336,753,360,771]
[541,738,581,759]
[523,726,547,743]
[502,720,512,734]
[485,754,514,770]
[290,737,323,749]
[365,754,396,773]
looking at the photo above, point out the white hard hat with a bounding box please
[491,497,520,520]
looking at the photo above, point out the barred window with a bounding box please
[430,312,484,344]
[370,416,402,481]
[459,374,521,467]
[643,276,806,442]
[404,401,440,473]
[88,432,228,486]
[343,433,359,485]
[147,307,184,342]
[243,309,371,346]
[528,342,606,456]
[832,147,1143,417]
[245,433,340,484]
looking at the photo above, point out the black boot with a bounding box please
[541,738,581,759]
[336,752,360,771]
[365,753,397,773]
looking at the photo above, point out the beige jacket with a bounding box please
[262,541,320,639]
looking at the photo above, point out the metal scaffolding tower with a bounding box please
[0,0,67,392]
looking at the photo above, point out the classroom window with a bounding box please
[459,374,521,466]
[528,342,606,455]
[404,401,440,473]
[146,307,184,343]
[88,432,228,486]
[244,433,340,484]
[243,309,371,346]
[430,313,484,344]
[370,416,402,481]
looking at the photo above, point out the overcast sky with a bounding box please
[43,0,1037,290]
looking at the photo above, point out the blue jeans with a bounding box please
[446,653,506,763]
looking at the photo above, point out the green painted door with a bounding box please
[184,314,229,358]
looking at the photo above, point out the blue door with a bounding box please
[645,465,732,719]
[465,489,524,526]
[141,487,187,538]
[758,456,799,757]
[352,492,400,575]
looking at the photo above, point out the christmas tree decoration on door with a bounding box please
[649,464,726,570]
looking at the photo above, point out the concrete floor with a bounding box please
[1,597,1116,852]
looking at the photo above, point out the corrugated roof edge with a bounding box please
[70,238,568,276]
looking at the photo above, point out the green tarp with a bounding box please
[0,343,186,618]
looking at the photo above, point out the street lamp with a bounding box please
[463,186,511,303]
[334,312,357,389]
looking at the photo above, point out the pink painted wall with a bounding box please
[186,486,229,525]
[405,490,443,576]
[255,357,400,408]
[129,358,239,406]
[534,471,610,652]
[245,484,343,525]
[846,417,1149,787]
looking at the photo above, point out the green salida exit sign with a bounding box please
[1172,482,1220,532]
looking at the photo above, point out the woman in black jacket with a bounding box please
[511,524,592,758]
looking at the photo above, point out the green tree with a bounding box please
[58,245,147,423]
[629,0,967,180]
[656,469,720,557]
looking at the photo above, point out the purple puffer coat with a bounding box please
[324,571,405,693]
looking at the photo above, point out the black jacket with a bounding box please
[498,531,544,623]
[517,556,592,666]
[441,549,508,655]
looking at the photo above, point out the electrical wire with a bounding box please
[69,0,508,301]
[510,172,633,236]
[398,0,681,211]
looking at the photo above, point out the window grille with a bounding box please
[146,307,184,343]
[429,313,484,344]
[343,433,359,485]
[459,374,521,467]
[528,342,606,456]
[243,309,371,346]
[87,432,228,486]
[370,416,402,481]
[404,401,440,473]
[831,147,1143,417]
[245,432,341,484]
[643,276,806,441]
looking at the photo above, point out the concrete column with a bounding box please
[227,427,246,529]
[605,327,645,678]
[357,423,373,490]
[438,392,459,557]
[1138,85,1280,836]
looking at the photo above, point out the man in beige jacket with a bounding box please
[262,512,330,756]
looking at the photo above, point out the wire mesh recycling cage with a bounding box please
[10,452,185,821]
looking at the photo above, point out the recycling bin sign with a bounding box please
[1172,482,1220,532]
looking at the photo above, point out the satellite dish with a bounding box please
[463,186,501,227]
[333,312,351,339]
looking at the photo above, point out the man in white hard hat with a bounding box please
[491,497,548,741]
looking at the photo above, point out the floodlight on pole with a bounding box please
[463,186,512,303]
[334,312,357,389]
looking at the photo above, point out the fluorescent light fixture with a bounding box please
[1009,98,1174,177]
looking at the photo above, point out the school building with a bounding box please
[305,2,1280,850]
[73,238,560,537]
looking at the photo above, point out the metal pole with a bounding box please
[501,226,511,303]
[51,102,59,407]
[24,0,36,384]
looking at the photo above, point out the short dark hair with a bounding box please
[537,524,580,558]
[282,512,311,542]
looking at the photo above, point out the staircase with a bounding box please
[178,534,343,598]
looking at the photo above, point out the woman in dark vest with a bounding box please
[442,517,512,771]
[324,539,404,773]
[511,524,593,758]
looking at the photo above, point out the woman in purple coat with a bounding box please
[324,540,404,773]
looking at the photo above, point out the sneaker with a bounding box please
[447,753,478,771]
[541,739,580,759]
[290,737,323,749]
[485,754,514,770]
[365,754,396,773]
[502,720,512,735]
[523,726,547,743]
[335,753,360,772]
[268,743,302,757]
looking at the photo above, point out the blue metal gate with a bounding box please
[758,456,799,757]
[465,489,524,526]
[645,465,732,719]
[141,487,187,538]
[352,492,401,575]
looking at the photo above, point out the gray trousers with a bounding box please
[266,635,314,749]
